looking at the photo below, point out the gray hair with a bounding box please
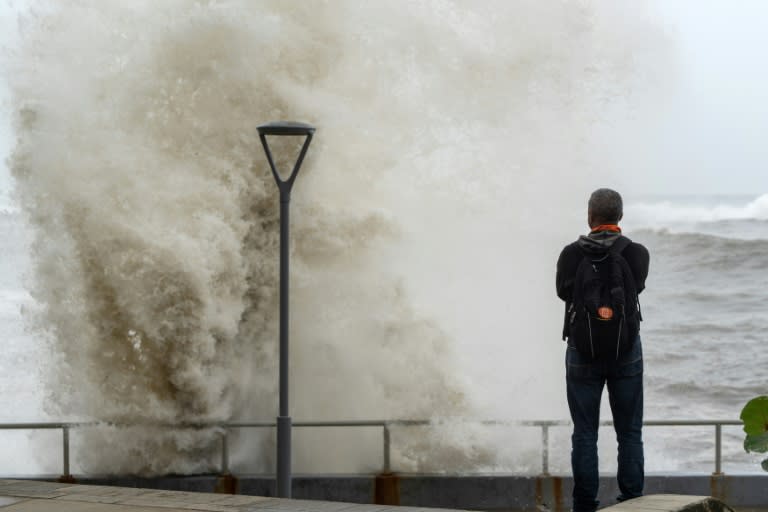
[588,188,623,224]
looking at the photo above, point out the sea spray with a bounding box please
[6,1,665,474]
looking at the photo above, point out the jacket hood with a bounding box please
[577,230,622,254]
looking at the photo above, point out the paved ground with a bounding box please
[606,495,731,512]
[0,479,735,512]
[0,480,460,512]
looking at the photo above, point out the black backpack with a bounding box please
[565,236,641,360]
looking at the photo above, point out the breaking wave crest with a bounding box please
[6,1,663,474]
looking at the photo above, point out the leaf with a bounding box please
[740,396,768,436]
[745,433,768,453]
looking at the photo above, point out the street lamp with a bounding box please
[257,121,315,499]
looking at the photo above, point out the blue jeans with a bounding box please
[566,337,644,512]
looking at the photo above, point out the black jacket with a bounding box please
[556,232,650,339]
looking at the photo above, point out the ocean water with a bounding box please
[2,194,766,475]
[623,194,768,473]
[0,1,763,477]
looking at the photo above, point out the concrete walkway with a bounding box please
[0,480,735,512]
[605,494,732,512]
[0,480,459,512]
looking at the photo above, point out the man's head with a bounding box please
[588,188,623,228]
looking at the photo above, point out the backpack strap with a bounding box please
[609,235,641,321]
[608,235,632,256]
[563,255,593,340]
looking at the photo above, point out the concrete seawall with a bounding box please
[13,473,767,511]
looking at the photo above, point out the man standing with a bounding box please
[556,188,649,511]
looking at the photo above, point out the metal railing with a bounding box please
[519,419,743,476]
[0,419,743,480]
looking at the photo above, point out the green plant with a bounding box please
[741,396,768,471]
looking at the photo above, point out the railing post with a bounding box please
[215,429,237,494]
[535,423,562,512]
[714,424,722,475]
[375,422,399,505]
[383,423,391,473]
[63,426,70,477]
[541,424,550,475]
[58,425,75,483]
[221,431,230,475]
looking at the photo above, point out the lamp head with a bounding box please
[257,121,315,137]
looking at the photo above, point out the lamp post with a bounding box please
[257,121,315,499]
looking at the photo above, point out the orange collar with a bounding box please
[590,224,621,233]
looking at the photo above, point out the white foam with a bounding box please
[627,194,768,224]
[623,194,768,239]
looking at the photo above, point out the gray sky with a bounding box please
[2,1,768,199]
[639,0,768,195]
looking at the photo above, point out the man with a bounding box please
[555,188,650,511]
